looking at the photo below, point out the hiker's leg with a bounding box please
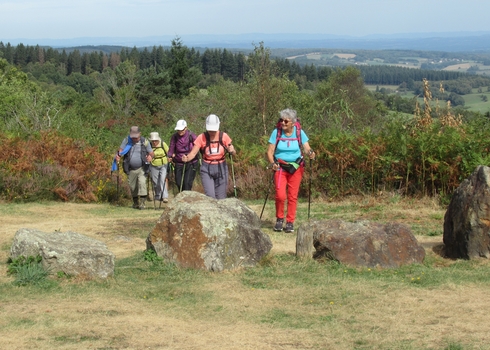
[136,167,148,197]
[161,166,168,199]
[174,163,184,192]
[150,166,160,200]
[285,167,304,223]
[200,162,216,199]
[128,169,139,198]
[214,162,228,200]
[183,162,197,191]
[274,169,287,219]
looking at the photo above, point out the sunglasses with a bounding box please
[280,119,291,124]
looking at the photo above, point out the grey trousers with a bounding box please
[200,161,228,199]
[150,165,168,200]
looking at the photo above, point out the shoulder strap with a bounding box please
[274,120,303,155]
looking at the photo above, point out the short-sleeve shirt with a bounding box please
[268,127,308,163]
[120,137,153,169]
[194,132,232,164]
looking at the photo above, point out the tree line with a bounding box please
[1,40,490,203]
[3,40,489,92]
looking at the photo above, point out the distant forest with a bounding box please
[2,40,487,93]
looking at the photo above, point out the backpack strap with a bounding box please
[202,131,227,162]
[274,120,303,156]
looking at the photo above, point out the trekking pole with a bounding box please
[229,153,237,198]
[160,164,169,209]
[146,169,152,211]
[260,167,275,220]
[180,162,186,192]
[152,171,157,210]
[308,158,313,220]
[116,161,120,204]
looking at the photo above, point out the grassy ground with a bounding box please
[1,194,489,349]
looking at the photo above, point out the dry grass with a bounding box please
[1,196,490,349]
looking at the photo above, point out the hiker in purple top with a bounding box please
[168,120,199,192]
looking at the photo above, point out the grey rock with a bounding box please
[146,191,272,271]
[443,165,490,259]
[10,228,115,279]
[296,219,425,268]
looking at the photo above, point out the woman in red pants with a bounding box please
[266,109,316,233]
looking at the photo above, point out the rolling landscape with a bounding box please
[2,30,490,349]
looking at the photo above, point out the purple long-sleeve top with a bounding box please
[168,129,198,164]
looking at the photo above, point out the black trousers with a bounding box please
[174,162,198,192]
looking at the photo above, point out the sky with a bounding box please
[1,0,489,41]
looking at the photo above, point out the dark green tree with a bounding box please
[165,37,201,99]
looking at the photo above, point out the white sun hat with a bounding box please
[175,120,187,131]
[205,114,220,131]
[149,132,161,141]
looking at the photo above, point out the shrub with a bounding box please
[7,255,50,286]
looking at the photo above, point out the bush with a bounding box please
[0,131,112,202]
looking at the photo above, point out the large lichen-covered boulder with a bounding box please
[10,228,115,279]
[146,191,272,272]
[443,165,490,259]
[296,219,425,268]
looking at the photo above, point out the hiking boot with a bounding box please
[284,222,294,233]
[273,218,284,231]
[139,196,147,210]
[132,197,139,209]
[162,198,168,203]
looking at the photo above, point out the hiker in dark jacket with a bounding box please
[182,114,235,199]
[267,109,315,233]
[115,126,154,209]
[168,119,198,192]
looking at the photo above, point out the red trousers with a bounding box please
[274,165,305,223]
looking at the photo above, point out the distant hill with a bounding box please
[4,32,490,52]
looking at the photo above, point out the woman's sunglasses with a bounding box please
[279,119,291,124]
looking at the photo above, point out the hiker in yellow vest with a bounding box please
[149,132,169,204]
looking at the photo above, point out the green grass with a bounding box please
[2,199,490,349]
[463,89,490,113]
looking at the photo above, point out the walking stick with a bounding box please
[260,168,275,220]
[116,162,120,204]
[308,158,312,220]
[229,153,237,198]
[159,164,170,209]
[180,162,186,192]
[152,170,157,210]
[146,168,152,211]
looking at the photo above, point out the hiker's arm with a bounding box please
[266,143,279,171]
[181,143,200,163]
[303,142,316,159]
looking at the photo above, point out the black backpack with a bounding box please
[122,137,150,175]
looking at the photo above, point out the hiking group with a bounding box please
[114,108,315,232]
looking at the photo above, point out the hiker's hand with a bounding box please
[182,154,189,163]
[269,162,279,171]
[228,144,235,155]
[146,154,152,162]
[167,157,172,163]
[308,149,316,160]
[115,154,121,162]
